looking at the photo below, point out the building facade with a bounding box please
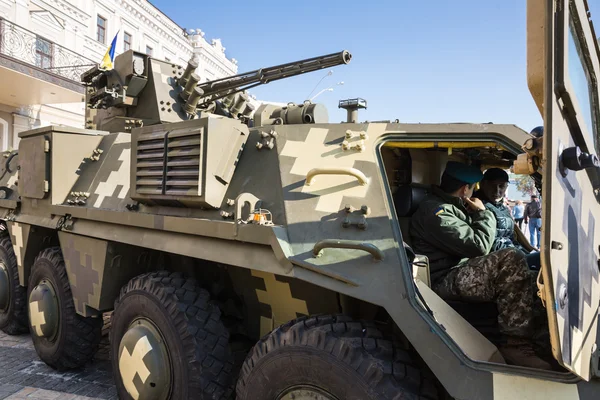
[0,0,238,151]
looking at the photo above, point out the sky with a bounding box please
[150,0,600,132]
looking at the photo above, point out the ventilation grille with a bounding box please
[135,130,164,195]
[165,129,201,196]
[135,127,203,197]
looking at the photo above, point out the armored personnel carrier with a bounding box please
[0,0,599,398]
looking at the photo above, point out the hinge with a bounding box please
[44,140,50,153]
[43,181,49,192]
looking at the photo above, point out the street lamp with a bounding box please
[310,88,334,101]
[306,70,333,99]
[309,81,344,101]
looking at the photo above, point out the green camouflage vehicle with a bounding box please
[0,0,599,398]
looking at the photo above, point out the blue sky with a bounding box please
[151,0,600,132]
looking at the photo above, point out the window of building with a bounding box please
[97,15,106,44]
[146,45,153,57]
[35,36,52,69]
[124,32,132,51]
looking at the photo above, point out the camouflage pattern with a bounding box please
[6,221,55,287]
[5,119,597,399]
[58,232,108,317]
[0,1,597,397]
[433,248,534,339]
[227,266,340,338]
[28,280,59,338]
[118,320,171,400]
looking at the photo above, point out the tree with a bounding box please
[514,174,536,196]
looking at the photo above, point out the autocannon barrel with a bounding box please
[195,50,351,106]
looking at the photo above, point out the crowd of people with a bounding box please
[504,195,542,250]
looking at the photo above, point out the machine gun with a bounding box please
[82,50,352,133]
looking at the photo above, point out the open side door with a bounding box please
[531,0,600,380]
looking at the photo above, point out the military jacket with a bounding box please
[410,186,497,283]
[474,190,520,252]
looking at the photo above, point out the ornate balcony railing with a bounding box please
[0,18,97,83]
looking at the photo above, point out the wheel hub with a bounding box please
[278,386,338,400]
[118,318,172,400]
[0,263,9,311]
[28,279,59,339]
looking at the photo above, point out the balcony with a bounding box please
[0,18,96,107]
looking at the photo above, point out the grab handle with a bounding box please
[306,167,368,186]
[313,239,383,261]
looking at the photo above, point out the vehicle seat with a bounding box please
[394,184,431,285]
[393,183,429,248]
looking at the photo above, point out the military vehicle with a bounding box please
[0,0,599,398]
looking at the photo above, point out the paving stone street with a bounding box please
[0,315,116,400]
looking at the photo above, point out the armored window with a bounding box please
[35,36,52,69]
[124,32,132,51]
[97,15,106,44]
[567,15,600,155]
[146,45,153,56]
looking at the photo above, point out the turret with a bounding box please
[81,50,352,133]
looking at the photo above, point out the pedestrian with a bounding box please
[524,195,542,248]
[513,200,525,229]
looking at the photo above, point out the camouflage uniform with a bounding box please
[410,164,542,342]
[432,247,535,338]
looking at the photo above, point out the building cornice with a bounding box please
[116,0,191,57]
[0,0,14,9]
[30,9,65,31]
[95,0,116,16]
[120,15,139,31]
[33,0,90,27]
[197,52,236,77]
[129,0,183,36]
[194,42,237,70]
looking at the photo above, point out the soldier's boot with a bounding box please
[498,338,553,370]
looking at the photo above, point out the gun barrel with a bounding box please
[196,50,351,106]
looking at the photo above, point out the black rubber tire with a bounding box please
[110,271,235,400]
[236,314,440,400]
[27,247,103,370]
[0,234,28,334]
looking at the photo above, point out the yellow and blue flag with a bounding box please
[100,30,119,70]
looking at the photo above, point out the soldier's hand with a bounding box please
[464,197,486,212]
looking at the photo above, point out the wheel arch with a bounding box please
[5,221,58,288]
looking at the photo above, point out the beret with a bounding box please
[444,161,483,184]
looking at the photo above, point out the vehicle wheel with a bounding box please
[110,271,235,400]
[0,234,28,334]
[27,247,103,370]
[236,314,440,400]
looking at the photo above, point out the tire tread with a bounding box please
[236,314,439,400]
[112,271,235,400]
[30,247,103,370]
[0,234,28,334]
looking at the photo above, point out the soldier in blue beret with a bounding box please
[410,161,551,370]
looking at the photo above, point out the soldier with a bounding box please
[475,168,541,270]
[410,161,551,370]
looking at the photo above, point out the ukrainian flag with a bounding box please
[100,31,119,70]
